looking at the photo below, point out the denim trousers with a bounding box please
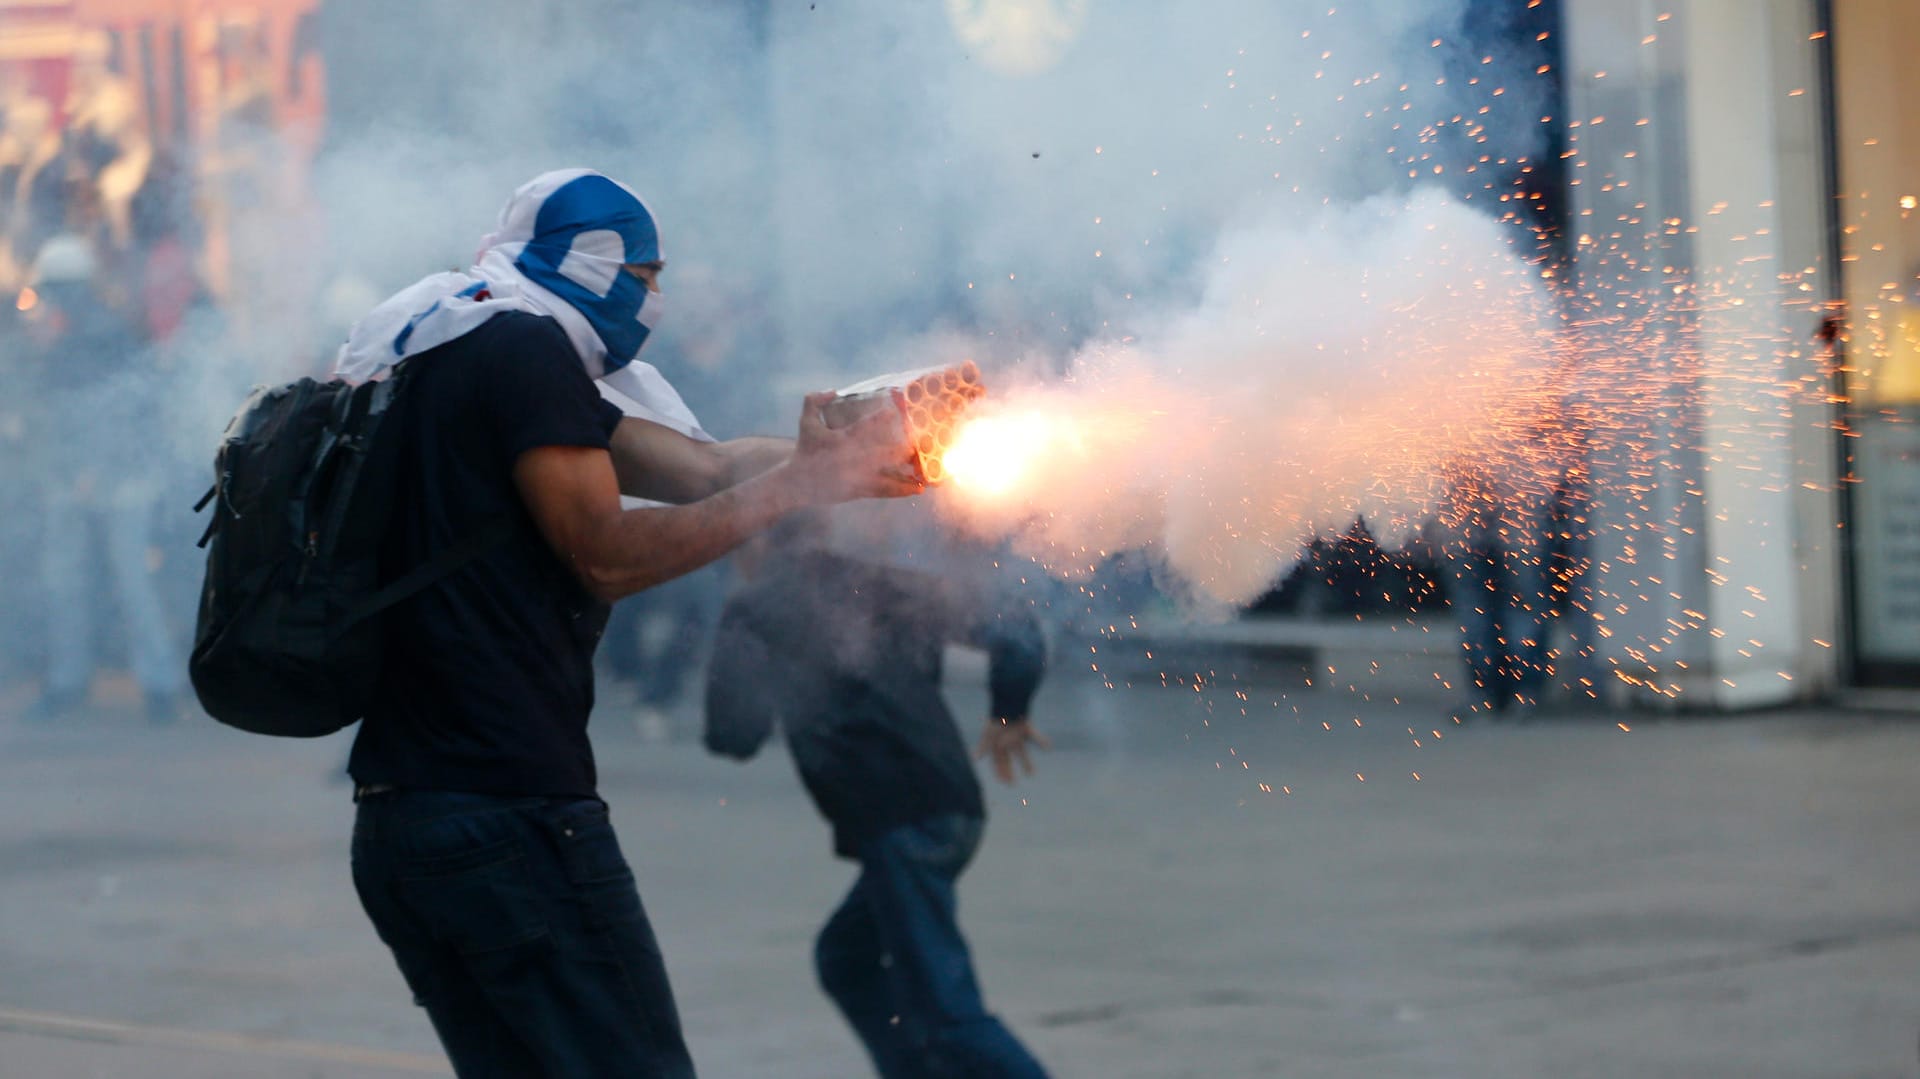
[351,790,696,1078]
[39,481,181,697]
[815,815,1047,1079]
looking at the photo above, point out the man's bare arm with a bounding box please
[712,436,794,487]
[607,418,793,504]
[520,394,918,603]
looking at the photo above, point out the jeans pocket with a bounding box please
[399,814,550,955]
[538,800,644,931]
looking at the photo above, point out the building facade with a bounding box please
[1558,0,1918,705]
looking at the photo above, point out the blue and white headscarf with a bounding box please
[335,168,708,439]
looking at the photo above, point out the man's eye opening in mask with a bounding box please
[623,260,666,294]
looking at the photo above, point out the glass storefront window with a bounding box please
[1833,0,1920,678]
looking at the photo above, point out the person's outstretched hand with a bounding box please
[975,716,1050,785]
[791,391,923,504]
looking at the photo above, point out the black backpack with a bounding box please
[188,365,504,736]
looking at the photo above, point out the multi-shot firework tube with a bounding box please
[820,361,987,485]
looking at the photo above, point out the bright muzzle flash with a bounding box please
[818,361,1080,501]
[942,410,1072,499]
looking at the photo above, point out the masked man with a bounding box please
[20,233,183,722]
[338,170,919,1078]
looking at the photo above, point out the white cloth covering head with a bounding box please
[334,169,709,440]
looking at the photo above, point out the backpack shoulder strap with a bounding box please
[341,518,516,630]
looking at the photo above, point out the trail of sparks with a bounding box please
[954,5,1879,799]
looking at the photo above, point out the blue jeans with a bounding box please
[815,816,1047,1079]
[350,791,695,1078]
[40,482,181,697]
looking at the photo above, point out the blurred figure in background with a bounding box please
[1517,412,1602,703]
[63,44,153,258]
[129,150,206,345]
[1439,459,1545,715]
[1,94,69,277]
[17,231,183,722]
[0,93,49,288]
[606,560,725,740]
[1438,405,1601,716]
[705,508,1052,1079]
[128,147,229,592]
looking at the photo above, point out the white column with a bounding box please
[1561,0,1843,708]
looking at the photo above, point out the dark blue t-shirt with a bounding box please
[348,311,623,798]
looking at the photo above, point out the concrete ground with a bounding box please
[3,623,1919,1078]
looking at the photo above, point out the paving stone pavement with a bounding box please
[2,637,1918,1078]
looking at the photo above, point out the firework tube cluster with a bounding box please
[821,361,987,485]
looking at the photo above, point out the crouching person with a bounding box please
[704,511,1051,1079]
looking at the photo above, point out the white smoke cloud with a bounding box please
[300,0,1554,368]
[933,189,1561,605]
[760,1,1554,370]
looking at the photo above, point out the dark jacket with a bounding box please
[704,548,1045,858]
